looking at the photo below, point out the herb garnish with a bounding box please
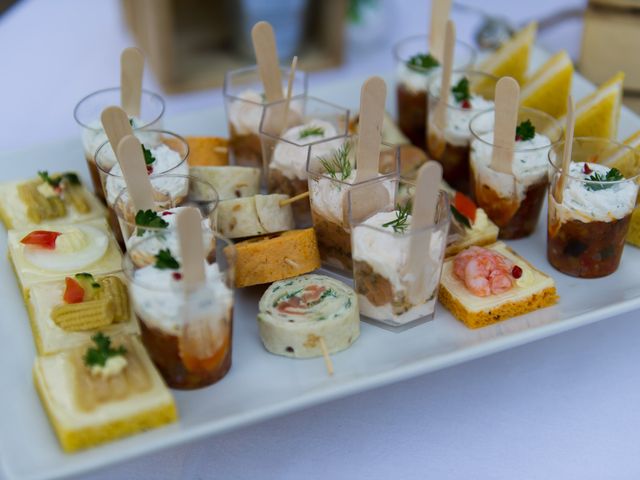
[83,332,126,368]
[584,167,624,191]
[142,145,155,165]
[320,142,353,181]
[382,202,412,233]
[129,118,134,126]
[407,53,440,72]
[450,205,471,229]
[135,209,169,236]
[299,126,325,140]
[154,248,180,270]
[515,119,535,141]
[38,171,81,187]
[451,77,471,103]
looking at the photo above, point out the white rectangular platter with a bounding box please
[2,49,640,480]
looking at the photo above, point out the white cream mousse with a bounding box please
[471,130,552,201]
[105,144,188,205]
[551,162,639,223]
[228,89,304,136]
[81,117,146,160]
[270,120,343,181]
[352,210,446,325]
[131,261,233,336]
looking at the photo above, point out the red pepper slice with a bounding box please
[20,230,61,249]
[454,192,476,224]
[63,277,85,304]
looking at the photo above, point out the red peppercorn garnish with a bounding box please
[161,211,174,216]
[146,165,154,174]
[461,99,471,109]
[515,135,522,141]
[172,272,182,280]
[511,265,523,279]
[582,163,593,174]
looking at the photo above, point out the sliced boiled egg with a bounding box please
[23,225,109,272]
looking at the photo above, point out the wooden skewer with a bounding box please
[318,337,334,376]
[283,257,300,269]
[279,191,309,207]
[555,96,575,203]
[280,56,298,135]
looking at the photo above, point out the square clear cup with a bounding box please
[348,178,450,328]
[306,134,400,272]
[469,106,563,239]
[73,87,165,201]
[393,34,476,150]
[427,70,498,194]
[223,65,308,168]
[547,137,639,278]
[259,95,350,224]
[123,229,235,390]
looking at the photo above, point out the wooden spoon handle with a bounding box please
[355,76,387,182]
[121,47,144,117]
[490,76,520,175]
[251,21,284,103]
[429,0,452,62]
[177,207,207,290]
[116,134,155,212]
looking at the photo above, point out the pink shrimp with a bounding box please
[453,247,515,297]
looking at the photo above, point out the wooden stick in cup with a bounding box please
[428,20,455,157]
[429,0,452,62]
[116,134,155,212]
[279,55,298,135]
[279,191,309,207]
[176,207,206,291]
[101,106,134,156]
[120,47,144,117]
[490,77,520,175]
[318,337,334,376]
[555,96,575,203]
[251,21,284,103]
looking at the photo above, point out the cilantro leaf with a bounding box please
[584,167,624,191]
[142,145,155,165]
[135,209,169,236]
[451,77,471,103]
[83,332,126,368]
[406,53,440,72]
[515,119,535,141]
[154,248,180,270]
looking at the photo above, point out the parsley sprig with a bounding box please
[83,332,126,368]
[135,209,169,236]
[584,167,624,191]
[406,53,440,72]
[382,202,412,233]
[515,119,535,141]
[142,145,155,165]
[299,126,325,140]
[38,171,81,187]
[154,248,180,270]
[451,77,471,103]
[320,142,353,181]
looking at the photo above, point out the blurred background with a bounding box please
[1,0,636,152]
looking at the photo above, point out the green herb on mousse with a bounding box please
[135,209,169,236]
[406,53,440,72]
[298,126,325,140]
[584,167,624,191]
[451,77,471,103]
[450,205,471,229]
[382,202,412,233]
[142,145,155,165]
[154,248,180,270]
[320,142,353,181]
[515,119,535,141]
[38,171,81,187]
[83,332,126,368]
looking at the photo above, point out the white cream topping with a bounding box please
[396,62,436,93]
[81,117,144,160]
[227,90,264,136]
[105,144,188,205]
[131,262,233,334]
[443,94,495,147]
[270,120,342,181]
[95,130,162,172]
[552,161,639,223]
[470,131,552,200]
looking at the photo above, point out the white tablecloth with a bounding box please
[6,1,640,479]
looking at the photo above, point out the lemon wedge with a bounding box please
[521,50,573,118]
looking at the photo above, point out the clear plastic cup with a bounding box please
[393,34,476,151]
[73,87,165,200]
[427,70,498,194]
[306,134,400,272]
[547,137,639,278]
[123,230,235,390]
[348,177,450,328]
[223,65,308,168]
[469,107,562,239]
[259,95,350,223]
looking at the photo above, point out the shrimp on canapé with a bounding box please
[453,246,516,297]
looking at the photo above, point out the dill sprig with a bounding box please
[382,202,412,233]
[320,142,353,181]
[298,125,325,140]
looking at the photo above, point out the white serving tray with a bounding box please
[2,49,640,480]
